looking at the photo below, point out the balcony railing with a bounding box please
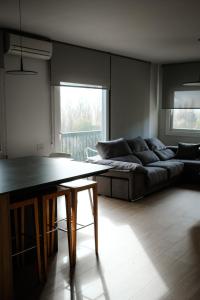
[61,130,103,161]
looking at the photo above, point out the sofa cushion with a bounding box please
[135,150,160,165]
[112,154,142,165]
[154,148,175,160]
[176,159,200,173]
[127,136,149,152]
[175,143,200,159]
[144,166,168,187]
[147,160,184,178]
[146,137,175,160]
[96,138,132,159]
[146,137,166,150]
[91,159,146,173]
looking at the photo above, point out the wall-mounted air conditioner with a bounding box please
[5,33,52,60]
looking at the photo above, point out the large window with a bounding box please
[54,84,108,160]
[168,90,200,134]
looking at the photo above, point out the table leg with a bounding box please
[0,193,13,300]
[71,190,78,266]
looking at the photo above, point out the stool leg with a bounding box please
[21,206,25,265]
[34,199,42,282]
[93,185,98,256]
[65,193,72,267]
[51,197,56,254]
[14,209,20,266]
[46,198,50,256]
[88,189,94,215]
[43,198,48,278]
[71,191,78,266]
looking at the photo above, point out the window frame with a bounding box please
[53,83,109,154]
[166,109,200,137]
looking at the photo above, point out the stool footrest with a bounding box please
[58,222,94,233]
[12,245,37,257]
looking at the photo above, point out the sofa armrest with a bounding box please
[91,159,147,174]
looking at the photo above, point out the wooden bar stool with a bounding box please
[60,179,98,266]
[42,187,72,277]
[10,197,42,281]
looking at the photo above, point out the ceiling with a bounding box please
[1,0,200,63]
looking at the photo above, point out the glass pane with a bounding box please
[60,85,107,160]
[172,109,200,130]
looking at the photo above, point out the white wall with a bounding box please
[4,55,52,158]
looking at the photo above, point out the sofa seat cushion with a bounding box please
[144,167,168,187]
[147,160,184,178]
[135,150,160,165]
[112,154,142,165]
[146,137,175,160]
[96,138,132,159]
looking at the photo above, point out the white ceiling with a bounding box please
[1,0,200,63]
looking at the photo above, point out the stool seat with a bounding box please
[60,179,96,190]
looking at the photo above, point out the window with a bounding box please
[54,83,108,160]
[167,90,200,135]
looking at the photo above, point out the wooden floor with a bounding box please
[21,185,200,300]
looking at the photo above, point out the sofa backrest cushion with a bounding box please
[113,154,142,165]
[154,149,175,160]
[127,136,149,152]
[146,137,165,150]
[146,137,175,160]
[135,150,160,165]
[175,142,200,159]
[127,136,160,165]
[96,138,132,159]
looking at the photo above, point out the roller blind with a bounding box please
[51,42,110,88]
[162,62,200,108]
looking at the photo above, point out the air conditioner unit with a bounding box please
[5,33,52,60]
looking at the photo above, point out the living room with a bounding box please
[1,1,200,299]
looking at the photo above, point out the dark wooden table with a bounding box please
[0,156,111,300]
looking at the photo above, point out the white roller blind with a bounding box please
[51,42,110,88]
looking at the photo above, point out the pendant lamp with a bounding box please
[6,0,37,75]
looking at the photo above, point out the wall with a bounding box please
[110,55,153,139]
[4,55,52,158]
[159,62,200,145]
[0,42,159,158]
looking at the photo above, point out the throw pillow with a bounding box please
[127,136,149,152]
[146,137,166,150]
[175,143,200,159]
[135,150,160,165]
[154,148,175,160]
[146,137,175,160]
[96,138,132,159]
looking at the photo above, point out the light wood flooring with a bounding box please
[24,185,200,300]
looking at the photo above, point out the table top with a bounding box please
[0,156,111,195]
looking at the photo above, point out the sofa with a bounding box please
[89,137,200,201]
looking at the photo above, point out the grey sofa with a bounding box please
[90,137,200,201]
